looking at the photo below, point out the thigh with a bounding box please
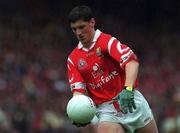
[135,119,159,133]
[97,121,125,133]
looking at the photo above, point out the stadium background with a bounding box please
[0,0,179,133]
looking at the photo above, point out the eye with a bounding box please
[79,25,85,29]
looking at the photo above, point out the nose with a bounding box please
[76,28,82,36]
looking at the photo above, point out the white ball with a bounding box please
[66,95,96,124]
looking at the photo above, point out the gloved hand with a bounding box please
[72,121,90,127]
[118,87,136,113]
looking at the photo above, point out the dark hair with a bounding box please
[68,5,94,23]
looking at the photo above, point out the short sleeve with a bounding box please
[67,58,86,93]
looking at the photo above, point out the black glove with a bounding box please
[72,121,90,127]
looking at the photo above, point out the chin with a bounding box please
[81,40,87,44]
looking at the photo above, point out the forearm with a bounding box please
[124,60,139,87]
[118,60,138,113]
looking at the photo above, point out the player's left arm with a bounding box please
[124,59,139,87]
[106,36,139,113]
[119,59,139,113]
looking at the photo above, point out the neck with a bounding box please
[83,29,95,49]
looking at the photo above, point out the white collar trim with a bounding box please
[78,29,101,50]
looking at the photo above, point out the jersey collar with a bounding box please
[78,29,101,50]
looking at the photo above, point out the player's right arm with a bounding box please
[67,57,91,127]
[67,57,86,97]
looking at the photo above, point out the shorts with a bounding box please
[91,90,154,133]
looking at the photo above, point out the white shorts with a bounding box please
[91,90,154,133]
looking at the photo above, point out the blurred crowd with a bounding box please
[0,1,179,133]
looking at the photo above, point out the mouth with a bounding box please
[79,36,85,41]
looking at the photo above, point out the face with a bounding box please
[70,18,95,46]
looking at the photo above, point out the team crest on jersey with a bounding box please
[78,58,87,69]
[96,47,102,56]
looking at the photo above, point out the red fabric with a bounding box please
[72,88,86,94]
[113,101,121,112]
[67,31,139,105]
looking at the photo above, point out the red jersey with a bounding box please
[67,29,138,105]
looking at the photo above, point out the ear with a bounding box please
[89,18,95,28]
